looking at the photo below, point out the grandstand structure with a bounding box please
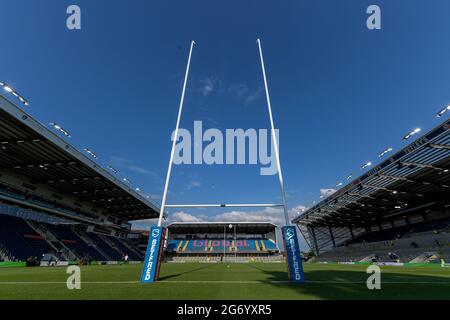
[293,118,450,264]
[164,222,282,263]
[0,94,159,263]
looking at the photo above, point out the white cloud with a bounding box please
[130,210,204,230]
[185,180,201,190]
[228,82,249,98]
[320,188,337,197]
[228,83,262,106]
[171,211,204,222]
[197,78,262,106]
[199,78,216,96]
[214,207,282,225]
[244,87,263,105]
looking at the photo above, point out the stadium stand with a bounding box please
[0,214,55,261]
[107,236,143,260]
[84,232,123,261]
[164,222,282,263]
[43,223,106,261]
[166,239,278,254]
[0,212,145,262]
[0,94,157,263]
[293,118,450,264]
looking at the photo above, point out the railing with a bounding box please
[0,243,13,261]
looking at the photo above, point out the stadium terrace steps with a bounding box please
[314,231,450,263]
[0,213,141,262]
[123,239,145,259]
[0,243,9,261]
[44,224,106,261]
[26,220,76,261]
[0,214,55,260]
[99,235,139,260]
[107,236,142,261]
[86,232,123,261]
[71,228,110,260]
[409,252,439,263]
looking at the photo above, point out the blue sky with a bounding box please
[1,1,450,249]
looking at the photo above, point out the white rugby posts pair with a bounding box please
[157,39,291,228]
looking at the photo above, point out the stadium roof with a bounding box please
[293,118,450,228]
[167,222,278,234]
[0,95,159,221]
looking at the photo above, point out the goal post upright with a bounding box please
[256,38,305,282]
[256,38,290,226]
[141,40,195,284]
[158,40,196,227]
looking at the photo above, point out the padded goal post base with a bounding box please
[141,226,166,283]
[282,226,305,283]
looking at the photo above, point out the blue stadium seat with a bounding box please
[166,238,279,253]
[87,232,123,261]
[107,236,143,260]
[0,214,54,260]
[44,223,106,261]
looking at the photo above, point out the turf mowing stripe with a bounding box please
[0,280,450,284]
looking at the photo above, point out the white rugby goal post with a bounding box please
[157,39,291,228]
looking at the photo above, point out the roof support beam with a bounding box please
[378,174,450,188]
[362,183,446,202]
[70,187,119,194]
[10,161,80,170]
[47,176,103,184]
[429,143,450,150]
[400,161,448,172]
[0,138,42,145]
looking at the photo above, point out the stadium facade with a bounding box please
[0,94,159,263]
[293,119,450,264]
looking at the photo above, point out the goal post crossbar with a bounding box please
[165,203,284,208]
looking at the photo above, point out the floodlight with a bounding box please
[83,147,98,159]
[403,128,421,140]
[107,165,118,174]
[0,81,29,106]
[50,122,71,137]
[378,147,393,158]
[436,105,450,117]
[361,161,372,169]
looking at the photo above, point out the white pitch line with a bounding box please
[161,280,450,284]
[0,281,140,284]
[0,280,449,285]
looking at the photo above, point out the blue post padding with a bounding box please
[141,226,164,283]
[282,226,305,283]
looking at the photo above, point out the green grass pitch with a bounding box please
[0,262,449,300]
